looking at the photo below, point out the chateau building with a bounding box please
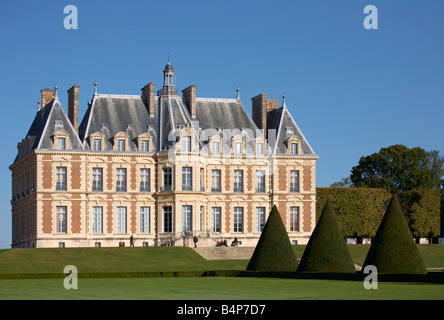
[9,60,318,248]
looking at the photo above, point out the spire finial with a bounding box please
[282,92,287,108]
[94,80,98,95]
[236,87,240,100]
[37,98,41,111]
[168,52,171,63]
[54,84,58,100]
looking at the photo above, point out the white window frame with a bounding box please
[212,207,221,233]
[56,206,67,234]
[256,207,265,232]
[234,207,243,233]
[116,206,127,234]
[290,206,300,232]
[140,207,150,234]
[92,206,103,234]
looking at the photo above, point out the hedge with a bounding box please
[316,187,442,239]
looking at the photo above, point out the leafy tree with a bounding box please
[350,145,442,193]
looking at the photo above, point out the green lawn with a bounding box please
[0,245,443,300]
[0,277,443,300]
[0,245,443,274]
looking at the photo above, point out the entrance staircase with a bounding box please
[194,247,255,260]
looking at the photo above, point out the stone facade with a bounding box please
[9,60,318,248]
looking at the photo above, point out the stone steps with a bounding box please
[194,247,255,260]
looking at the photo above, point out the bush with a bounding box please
[297,200,356,273]
[246,205,298,271]
[362,196,427,274]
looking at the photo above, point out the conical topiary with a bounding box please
[362,196,427,274]
[246,205,298,271]
[297,199,356,273]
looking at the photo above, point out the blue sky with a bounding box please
[0,0,443,248]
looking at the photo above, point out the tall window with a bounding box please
[93,139,101,151]
[256,142,264,155]
[256,170,266,193]
[182,167,192,191]
[183,136,191,152]
[56,167,67,191]
[200,168,205,191]
[58,138,66,150]
[92,206,103,234]
[116,207,127,234]
[234,207,243,233]
[182,205,192,233]
[211,169,221,192]
[92,168,103,191]
[163,167,172,191]
[290,170,300,192]
[234,142,242,155]
[56,206,67,233]
[116,168,127,192]
[140,207,150,234]
[140,168,150,192]
[117,139,125,152]
[163,206,172,233]
[200,206,204,231]
[291,143,298,155]
[234,170,244,193]
[256,207,265,232]
[140,140,149,152]
[212,207,221,233]
[290,206,300,232]
[212,141,220,154]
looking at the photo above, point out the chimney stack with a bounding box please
[40,88,56,108]
[182,85,197,118]
[141,82,156,116]
[252,93,279,134]
[67,84,80,133]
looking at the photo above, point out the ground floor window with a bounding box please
[140,207,150,233]
[92,206,103,234]
[56,206,67,234]
[116,206,127,234]
[290,206,300,232]
[163,206,172,233]
[256,207,265,232]
[182,205,192,233]
[212,207,221,233]
[234,207,243,233]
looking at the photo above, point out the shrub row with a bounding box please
[316,187,442,239]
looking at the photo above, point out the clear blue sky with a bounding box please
[0,0,443,248]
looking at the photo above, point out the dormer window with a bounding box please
[52,130,70,150]
[112,132,129,152]
[285,135,301,155]
[58,138,66,150]
[137,133,153,152]
[285,127,293,134]
[89,131,105,152]
[291,143,298,155]
[55,120,63,128]
[183,136,191,152]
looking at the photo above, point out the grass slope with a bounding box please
[0,245,443,274]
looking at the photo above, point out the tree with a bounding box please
[362,196,427,274]
[297,199,356,273]
[246,205,298,271]
[350,145,442,193]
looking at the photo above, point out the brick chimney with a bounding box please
[182,85,197,118]
[40,88,56,108]
[141,82,156,116]
[252,93,279,134]
[67,84,80,133]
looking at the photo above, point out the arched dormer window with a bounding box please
[285,135,301,155]
[231,135,245,155]
[89,131,105,151]
[113,132,130,152]
[52,130,70,150]
[137,133,153,152]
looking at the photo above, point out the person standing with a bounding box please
[130,234,134,247]
[193,235,198,248]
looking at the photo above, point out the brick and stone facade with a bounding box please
[10,60,318,248]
